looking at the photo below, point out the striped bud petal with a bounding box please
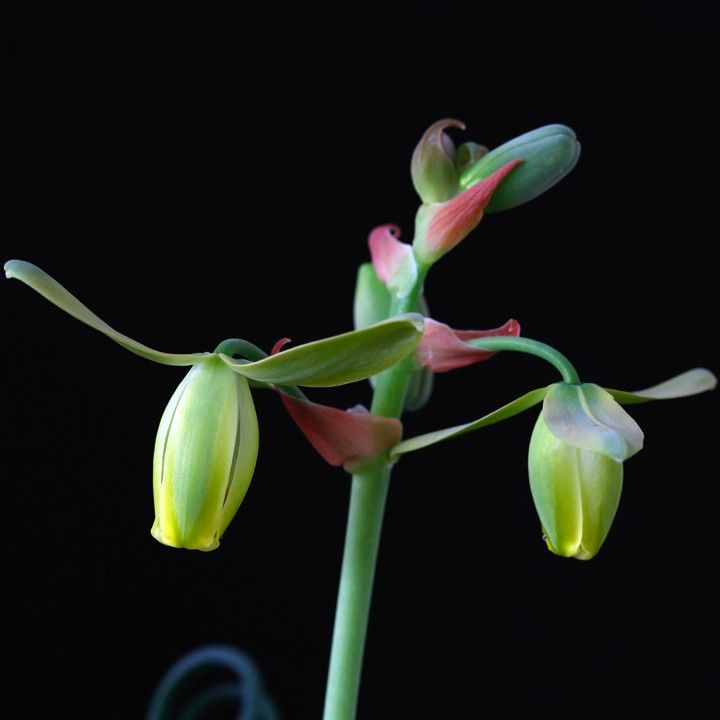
[152,357,259,551]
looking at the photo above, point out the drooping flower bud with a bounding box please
[528,382,642,559]
[152,354,259,551]
[458,124,580,213]
[411,119,465,203]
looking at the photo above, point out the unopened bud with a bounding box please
[459,125,580,213]
[411,119,465,203]
[152,354,259,551]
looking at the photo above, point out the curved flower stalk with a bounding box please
[392,367,716,558]
[5,260,424,549]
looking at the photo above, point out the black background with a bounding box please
[3,3,718,718]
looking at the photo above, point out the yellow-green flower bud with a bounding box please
[527,382,641,560]
[152,356,259,551]
[528,412,622,560]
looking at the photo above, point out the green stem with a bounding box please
[213,338,267,361]
[321,459,391,720]
[466,335,580,384]
[321,269,424,720]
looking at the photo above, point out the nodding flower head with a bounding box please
[528,382,643,560]
[5,260,426,549]
[152,353,259,551]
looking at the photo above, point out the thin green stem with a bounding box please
[213,338,268,361]
[466,335,580,384]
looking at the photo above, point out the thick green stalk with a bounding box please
[321,270,424,720]
[320,458,390,720]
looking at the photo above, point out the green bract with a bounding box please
[4,260,424,387]
[353,261,433,409]
[353,262,391,332]
[458,125,581,213]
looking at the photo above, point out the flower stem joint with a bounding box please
[152,354,259,552]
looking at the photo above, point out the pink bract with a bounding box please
[417,318,521,372]
[280,393,403,469]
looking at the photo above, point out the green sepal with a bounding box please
[353,263,391,330]
[4,260,206,366]
[220,314,425,387]
[458,125,580,213]
[606,368,717,405]
[390,386,549,460]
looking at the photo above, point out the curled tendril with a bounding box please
[146,645,279,720]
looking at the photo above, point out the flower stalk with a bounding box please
[322,273,425,720]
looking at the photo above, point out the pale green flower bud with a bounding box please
[152,355,259,551]
[527,382,641,559]
[528,412,623,560]
[458,124,580,213]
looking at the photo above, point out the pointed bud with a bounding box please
[411,119,465,203]
[413,160,522,265]
[459,124,580,213]
[152,355,259,551]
